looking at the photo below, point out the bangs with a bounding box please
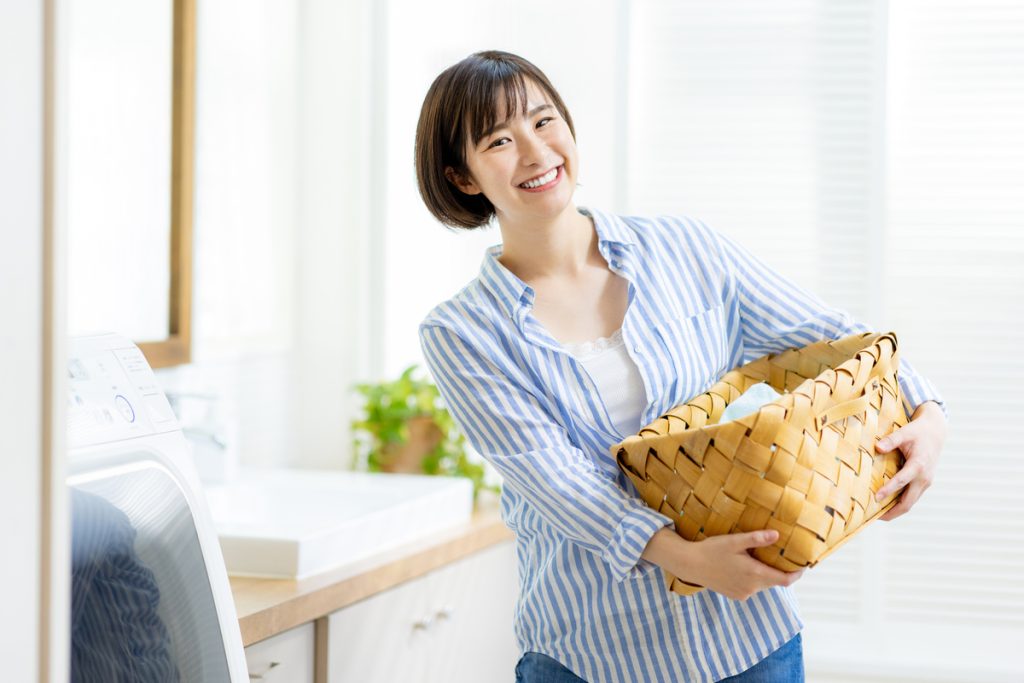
[459,69,532,148]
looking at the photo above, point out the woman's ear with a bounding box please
[445,167,481,195]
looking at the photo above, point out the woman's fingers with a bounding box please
[687,530,808,600]
[740,529,779,549]
[737,531,806,589]
[779,568,806,586]
[879,478,928,522]
[875,459,919,502]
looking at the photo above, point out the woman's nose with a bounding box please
[518,130,549,166]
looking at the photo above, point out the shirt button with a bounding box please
[633,344,641,354]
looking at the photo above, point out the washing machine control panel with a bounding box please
[68,333,180,448]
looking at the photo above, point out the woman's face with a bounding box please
[448,79,578,226]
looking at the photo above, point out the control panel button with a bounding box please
[114,394,136,423]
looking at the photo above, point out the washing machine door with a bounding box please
[69,446,247,683]
[67,333,248,682]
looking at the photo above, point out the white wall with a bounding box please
[290,0,377,470]
[0,2,44,675]
[0,1,68,679]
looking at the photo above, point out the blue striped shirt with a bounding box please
[418,207,944,683]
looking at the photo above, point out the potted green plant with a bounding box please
[350,364,500,501]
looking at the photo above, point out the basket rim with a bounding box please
[612,330,900,455]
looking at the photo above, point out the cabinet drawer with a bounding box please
[327,571,432,682]
[326,541,517,683]
[245,622,314,683]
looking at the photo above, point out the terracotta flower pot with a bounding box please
[380,415,444,474]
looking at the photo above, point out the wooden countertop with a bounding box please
[229,496,514,646]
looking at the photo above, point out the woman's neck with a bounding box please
[496,204,598,283]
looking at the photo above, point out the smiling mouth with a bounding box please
[518,166,562,190]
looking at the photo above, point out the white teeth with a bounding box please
[520,167,559,189]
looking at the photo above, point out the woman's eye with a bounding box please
[537,117,555,128]
[488,137,509,149]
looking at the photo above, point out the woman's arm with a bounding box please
[700,220,947,418]
[697,219,948,519]
[419,321,674,582]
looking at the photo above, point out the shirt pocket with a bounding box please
[653,304,730,407]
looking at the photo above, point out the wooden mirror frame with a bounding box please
[138,0,194,369]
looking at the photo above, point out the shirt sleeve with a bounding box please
[703,221,948,419]
[419,321,674,582]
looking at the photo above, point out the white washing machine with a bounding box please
[67,333,248,682]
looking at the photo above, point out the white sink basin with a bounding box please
[203,468,474,579]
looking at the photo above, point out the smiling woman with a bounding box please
[412,50,946,683]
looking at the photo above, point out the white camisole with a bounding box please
[562,328,648,438]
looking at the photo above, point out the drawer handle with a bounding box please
[435,605,455,620]
[412,616,434,632]
[249,661,280,680]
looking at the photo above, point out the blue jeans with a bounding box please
[514,632,804,683]
[718,633,804,682]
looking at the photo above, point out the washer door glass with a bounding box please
[70,459,231,683]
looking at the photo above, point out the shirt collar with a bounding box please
[478,206,638,323]
[583,206,639,248]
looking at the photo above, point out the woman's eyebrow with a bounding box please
[478,104,555,141]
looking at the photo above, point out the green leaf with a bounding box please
[348,363,495,497]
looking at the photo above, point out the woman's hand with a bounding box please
[642,528,805,601]
[873,400,947,522]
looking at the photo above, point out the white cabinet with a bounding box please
[327,541,518,683]
[426,541,520,680]
[326,570,432,681]
[244,622,315,683]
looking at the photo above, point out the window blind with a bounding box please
[876,1,1024,678]
[625,1,1023,679]
[626,0,883,320]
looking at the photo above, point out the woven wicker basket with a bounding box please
[612,331,907,596]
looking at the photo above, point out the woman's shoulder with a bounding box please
[419,278,508,339]
[585,207,728,268]
[586,206,722,243]
[418,281,535,392]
